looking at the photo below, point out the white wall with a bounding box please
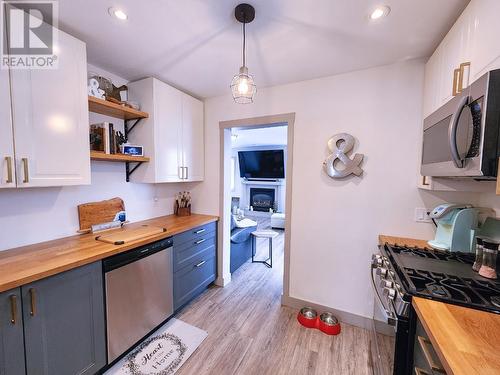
[193,59,481,319]
[0,65,200,251]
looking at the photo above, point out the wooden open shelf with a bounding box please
[88,96,149,120]
[90,151,150,163]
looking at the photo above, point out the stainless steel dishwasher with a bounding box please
[103,236,174,362]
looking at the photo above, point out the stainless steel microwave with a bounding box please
[421,69,500,179]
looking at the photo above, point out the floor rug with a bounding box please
[105,318,208,375]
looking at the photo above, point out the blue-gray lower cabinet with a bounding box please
[21,262,106,375]
[173,223,217,311]
[0,288,25,375]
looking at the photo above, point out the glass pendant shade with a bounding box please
[231,66,256,104]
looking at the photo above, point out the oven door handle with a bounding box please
[371,265,397,326]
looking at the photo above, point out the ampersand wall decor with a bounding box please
[323,133,364,179]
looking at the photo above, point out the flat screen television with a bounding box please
[238,150,285,179]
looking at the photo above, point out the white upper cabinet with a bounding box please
[128,78,204,183]
[423,0,500,118]
[181,94,204,182]
[0,69,15,189]
[8,25,90,187]
[469,0,500,82]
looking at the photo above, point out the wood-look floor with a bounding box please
[175,217,375,375]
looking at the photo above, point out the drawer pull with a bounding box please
[5,156,13,184]
[414,367,431,375]
[29,288,36,316]
[417,336,445,373]
[9,295,17,324]
[195,238,206,245]
[194,229,206,234]
[195,260,206,268]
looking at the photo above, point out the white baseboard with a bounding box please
[281,295,373,331]
[215,272,232,287]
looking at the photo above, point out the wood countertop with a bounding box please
[378,234,430,249]
[413,297,500,375]
[0,214,218,293]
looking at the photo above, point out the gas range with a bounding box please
[381,243,500,314]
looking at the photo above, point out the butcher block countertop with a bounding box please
[413,297,500,375]
[378,234,429,248]
[0,214,218,293]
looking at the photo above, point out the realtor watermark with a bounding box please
[1,0,58,69]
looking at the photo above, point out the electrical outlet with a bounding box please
[414,208,432,223]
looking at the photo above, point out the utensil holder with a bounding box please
[175,205,191,217]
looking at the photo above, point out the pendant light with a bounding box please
[231,3,256,104]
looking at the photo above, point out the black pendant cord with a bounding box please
[242,21,246,68]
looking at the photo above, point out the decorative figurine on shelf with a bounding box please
[115,131,126,153]
[88,78,105,99]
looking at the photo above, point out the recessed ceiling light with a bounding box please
[108,7,128,21]
[370,5,390,20]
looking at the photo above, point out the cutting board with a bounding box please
[95,225,167,245]
[78,197,125,232]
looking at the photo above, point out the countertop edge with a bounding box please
[412,297,455,375]
[378,234,430,249]
[0,214,219,293]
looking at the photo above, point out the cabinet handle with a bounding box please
[5,156,13,183]
[417,336,445,373]
[194,229,206,234]
[422,176,430,186]
[185,166,188,180]
[195,260,206,268]
[29,288,36,316]
[195,238,206,245]
[9,295,17,324]
[452,68,460,96]
[414,367,431,375]
[458,61,471,93]
[22,158,29,183]
[178,166,183,179]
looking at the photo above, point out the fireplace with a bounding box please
[250,188,275,212]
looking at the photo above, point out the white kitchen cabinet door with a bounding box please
[0,68,16,188]
[154,79,184,182]
[181,94,204,182]
[469,0,500,82]
[422,47,443,118]
[9,26,90,187]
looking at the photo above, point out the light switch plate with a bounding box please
[414,208,432,223]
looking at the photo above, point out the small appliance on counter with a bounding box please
[427,203,478,252]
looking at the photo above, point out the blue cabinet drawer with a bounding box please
[173,222,216,246]
[173,254,216,311]
[174,232,216,272]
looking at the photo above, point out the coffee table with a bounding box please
[251,230,279,268]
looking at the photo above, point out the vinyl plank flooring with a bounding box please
[175,221,374,375]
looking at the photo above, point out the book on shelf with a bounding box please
[90,122,118,155]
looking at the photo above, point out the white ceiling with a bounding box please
[55,0,469,98]
[231,125,287,148]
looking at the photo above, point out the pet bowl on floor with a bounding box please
[297,307,318,328]
[318,312,341,335]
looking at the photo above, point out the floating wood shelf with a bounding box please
[88,96,149,120]
[90,151,149,163]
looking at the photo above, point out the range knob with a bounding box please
[376,267,388,278]
[379,280,393,289]
[371,254,383,267]
[383,287,396,300]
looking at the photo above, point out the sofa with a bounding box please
[230,215,258,273]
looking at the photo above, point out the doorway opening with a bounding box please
[218,113,295,301]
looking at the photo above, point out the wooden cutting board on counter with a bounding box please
[78,197,125,232]
[95,225,166,245]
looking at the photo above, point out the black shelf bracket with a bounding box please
[125,161,145,182]
[124,118,143,140]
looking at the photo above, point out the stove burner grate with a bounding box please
[389,245,475,264]
[403,268,500,311]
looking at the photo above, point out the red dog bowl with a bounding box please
[318,312,341,335]
[297,307,318,328]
